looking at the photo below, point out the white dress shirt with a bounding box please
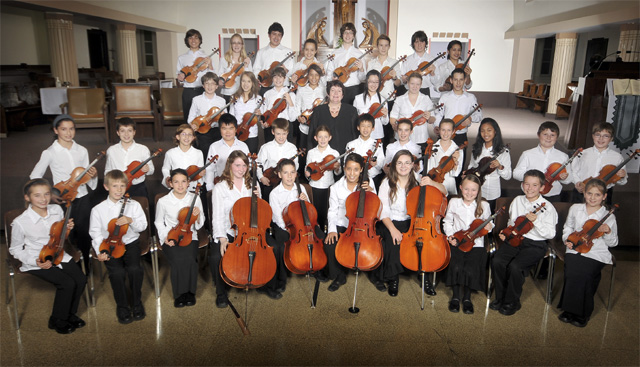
[253,44,294,76]
[346,136,385,178]
[390,92,434,145]
[256,140,299,180]
[295,84,326,135]
[261,87,298,121]
[204,138,250,190]
[367,56,402,99]
[443,197,491,249]
[384,140,422,166]
[433,59,473,91]
[400,52,438,90]
[353,93,389,141]
[563,204,618,264]
[105,141,155,186]
[327,176,376,234]
[305,146,341,189]
[30,140,98,199]
[378,178,410,221]
[571,146,628,189]
[427,140,463,196]
[177,49,212,88]
[467,145,512,201]
[218,57,253,96]
[230,95,262,139]
[155,191,205,245]
[326,45,365,87]
[188,93,227,127]
[89,197,147,255]
[434,91,482,134]
[513,145,572,198]
[211,180,259,240]
[10,205,72,272]
[507,195,557,241]
[269,183,309,230]
[161,146,204,190]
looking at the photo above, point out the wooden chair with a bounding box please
[158,88,184,126]
[110,83,162,142]
[60,88,109,143]
[4,208,91,330]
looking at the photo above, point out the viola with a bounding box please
[397,103,443,127]
[185,155,219,184]
[581,149,639,187]
[220,154,276,289]
[427,141,468,183]
[220,51,255,89]
[167,184,201,247]
[378,55,407,91]
[463,144,510,184]
[283,180,327,274]
[306,147,354,181]
[500,203,547,247]
[441,48,475,92]
[180,48,220,84]
[262,97,289,128]
[540,148,583,195]
[403,52,446,79]
[333,48,373,84]
[124,149,163,190]
[99,194,130,259]
[453,206,505,252]
[237,99,265,141]
[567,205,618,254]
[300,97,327,124]
[294,54,335,87]
[451,104,482,137]
[263,149,306,186]
[39,201,73,266]
[54,151,105,202]
[367,91,396,119]
[257,52,296,87]
[191,97,236,134]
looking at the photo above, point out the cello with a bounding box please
[451,104,482,137]
[540,148,583,195]
[403,52,446,79]
[191,97,237,134]
[124,149,163,190]
[333,48,373,84]
[567,204,618,254]
[378,55,407,91]
[39,201,73,266]
[427,142,468,183]
[500,203,547,247]
[54,151,105,202]
[581,149,639,187]
[237,99,265,141]
[400,139,449,309]
[452,206,505,253]
[180,48,220,84]
[99,194,131,259]
[166,184,201,247]
[463,144,510,184]
[257,52,296,87]
[306,147,354,181]
[219,51,255,89]
[335,152,383,313]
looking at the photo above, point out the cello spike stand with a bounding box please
[348,242,361,314]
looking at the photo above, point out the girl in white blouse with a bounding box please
[353,70,390,141]
[161,124,203,190]
[230,71,262,154]
[443,175,492,314]
[218,33,253,101]
[558,179,618,328]
[427,119,463,196]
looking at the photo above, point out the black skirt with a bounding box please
[444,244,487,291]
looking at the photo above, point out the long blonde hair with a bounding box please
[224,34,248,65]
[220,150,252,190]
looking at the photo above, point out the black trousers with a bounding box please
[265,225,289,291]
[103,239,143,309]
[182,87,204,123]
[323,226,348,282]
[69,194,94,269]
[491,238,546,304]
[209,235,233,296]
[128,182,149,199]
[162,240,199,299]
[453,133,468,183]
[195,128,221,160]
[246,137,259,154]
[373,219,410,283]
[558,253,605,318]
[311,187,329,232]
[29,260,86,321]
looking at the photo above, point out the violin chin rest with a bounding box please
[315,225,326,240]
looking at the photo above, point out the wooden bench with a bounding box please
[516,80,549,116]
[555,82,578,119]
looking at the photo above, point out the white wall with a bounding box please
[1,7,49,65]
[512,0,606,25]
[509,38,536,93]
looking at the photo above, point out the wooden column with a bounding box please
[619,24,640,62]
[45,12,79,86]
[547,33,577,115]
[117,24,139,80]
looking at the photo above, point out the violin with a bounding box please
[262,149,306,186]
[185,155,219,184]
[237,99,265,141]
[333,48,373,84]
[39,201,73,266]
[397,103,443,127]
[451,104,482,137]
[191,97,236,134]
[54,151,105,202]
[367,91,396,119]
[427,141,468,183]
[452,206,505,252]
[500,202,547,247]
[441,49,475,91]
[540,148,583,195]
[363,139,382,169]
[124,149,162,190]
[403,52,446,79]
[306,148,354,181]
[166,184,201,247]
[293,54,335,87]
[220,51,255,89]
[257,52,296,87]
[378,55,407,91]
[180,48,220,84]
[283,180,327,274]
[463,144,510,184]
[220,154,276,289]
[567,204,618,254]
[99,194,130,258]
[300,97,327,124]
[262,96,289,128]
[581,149,638,187]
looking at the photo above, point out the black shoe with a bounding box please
[571,316,589,328]
[174,294,187,308]
[215,294,229,308]
[489,299,502,311]
[499,302,522,316]
[256,287,283,300]
[448,299,460,313]
[558,311,573,323]
[132,304,146,321]
[314,272,329,283]
[116,307,133,324]
[537,272,548,280]
[328,278,346,292]
[423,279,436,296]
[388,280,398,297]
[68,314,86,328]
[185,292,196,306]
[276,283,286,293]
[373,280,386,292]
[462,300,474,314]
[48,317,75,334]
